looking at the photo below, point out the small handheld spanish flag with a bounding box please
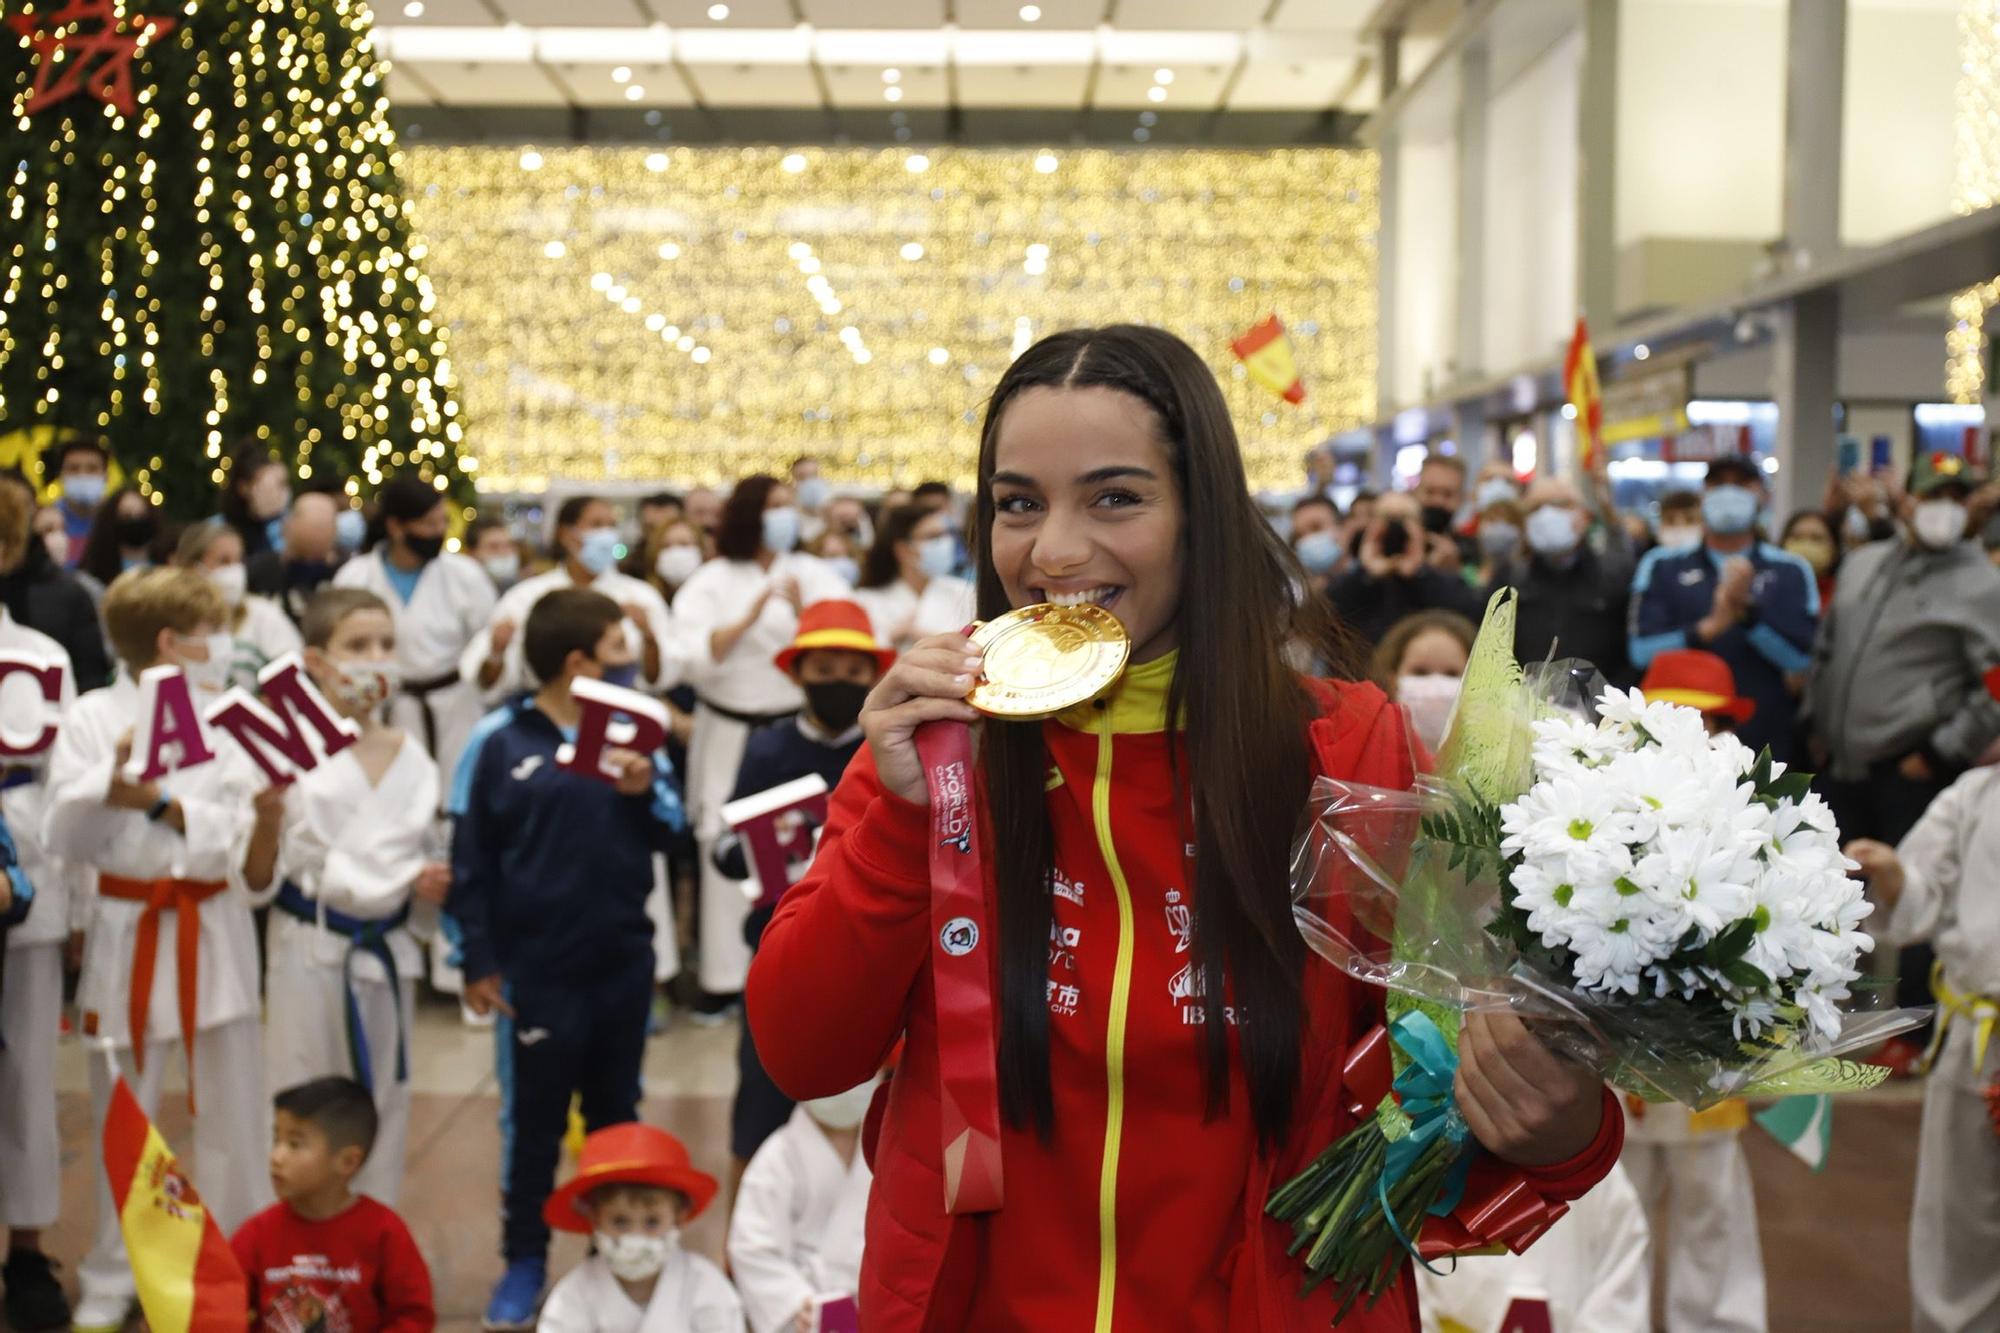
[1564,315,1604,471]
[102,1076,248,1332]
[1232,315,1306,405]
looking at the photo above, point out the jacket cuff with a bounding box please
[1514,1086,1625,1201]
[843,789,933,895]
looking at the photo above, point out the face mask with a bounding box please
[482,552,520,587]
[916,534,958,580]
[63,473,106,507]
[207,562,248,608]
[115,511,158,549]
[1525,505,1581,558]
[655,546,703,586]
[1294,529,1341,574]
[335,508,367,552]
[1783,535,1835,573]
[599,661,640,690]
[803,679,870,733]
[403,532,444,562]
[329,658,399,713]
[1475,477,1519,510]
[178,632,235,696]
[38,529,68,566]
[1397,673,1461,753]
[1657,524,1702,551]
[826,555,860,587]
[1477,521,1520,560]
[794,478,832,513]
[804,1077,880,1130]
[1912,499,1968,550]
[576,528,621,577]
[1841,505,1870,540]
[1701,485,1759,536]
[1419,505,1455,536]
[593,1231,671,1283]
[762,505,801,555]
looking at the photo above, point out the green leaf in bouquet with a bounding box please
[1721,959,1772,991]
[1704,917,1758,969]
[1434,589,1535,805]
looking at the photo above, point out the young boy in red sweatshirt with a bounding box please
[232,1077,435,1332]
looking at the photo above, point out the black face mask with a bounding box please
[803,679,869,734]
[1420,505,1455,536]
[404,533,445,561]
[288,558,335,586]
[115,513,158,549]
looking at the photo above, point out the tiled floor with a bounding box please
[21,992,1924,1332]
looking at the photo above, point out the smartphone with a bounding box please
[1836,435,1861,475]
[1870,436,1892,471]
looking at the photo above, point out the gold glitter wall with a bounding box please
[401,144,1377,493]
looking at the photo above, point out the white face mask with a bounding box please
[37,528,69,566]
[804,1077,880,1130]
[1912,499,1968,550]
[1657,524,1702,551]
[178,632,236,696]
[1397,673,1462,753]
[655,545,703,586]
[328,658,400,714]
[594,1230,673,1283]
[207,562,248,608]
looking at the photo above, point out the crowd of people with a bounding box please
[0,340,1997,1333]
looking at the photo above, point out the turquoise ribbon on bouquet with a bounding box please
[1376,1010,1474,1274]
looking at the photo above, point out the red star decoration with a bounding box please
[7,0,177,119]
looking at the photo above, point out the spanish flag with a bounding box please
[1564,316,1604,471]
[1232,315,1306,405]
[102,1077,248,1332]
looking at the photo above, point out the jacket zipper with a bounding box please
[1090,710,1136,1333]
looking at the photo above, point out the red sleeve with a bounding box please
[746,745,933,1101]
[228,1211,266,1323]
[1516,1085,1626,1202]
[373,1206,436,1333]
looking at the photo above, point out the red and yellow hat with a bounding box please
[542,1122,718,1233]
[774,599,895,676]
[1640,649,1756,723]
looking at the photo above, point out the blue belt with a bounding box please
[275,881,410,1091]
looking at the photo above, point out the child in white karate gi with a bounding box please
[242,587,448,1206]
[539,1123,743,1333]
[42,566,272,1332]
[726,1079,876,1333]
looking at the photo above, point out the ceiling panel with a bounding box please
[550,61,699,106]
[1093,61,1231,109]
[1267,0,1375,30]
[955,0,1106,27]
[799,0,947,27]
[823,62,949,108]
[378,0,492,26]
[954,62,1089,108]
[1102,0,1268,30]
[497,0,655,25]
[681,63,828,106]
[384,65,438,104]
[1226,57,1356,110]
[412,61,574,105]
[645,0,797,23]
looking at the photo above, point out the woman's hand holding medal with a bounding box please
[860,631,983,805]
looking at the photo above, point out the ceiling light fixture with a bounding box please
[882,68,901,84]
[1154,68,1174,85]
[624,85,644,101]
[707,3,730,19]
[883,85,904,102]
[612,66,632,84]
[1019,4,1041,21]
[1146,85,1167,103]
[402,1,424,16]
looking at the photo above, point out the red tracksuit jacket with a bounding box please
[748,654,1621,1332]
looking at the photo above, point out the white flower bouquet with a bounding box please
[1269,590,1925,1315]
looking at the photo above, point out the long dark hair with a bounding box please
[716,475,780,562]
[858,502,933,590]
[78,485,158,585]
[978,325,1340,1149]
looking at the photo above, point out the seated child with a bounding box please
[231,1076,435,1332]
[727,1079,878,1333]
[539,1123,742,1333]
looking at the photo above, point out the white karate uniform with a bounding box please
[0,612,81,1231]
[1875,766,2000,1333]
[225,594,305,692]
[42,675,272,1307]
[333,549,496,784]
[537,1248,745,1333]
[1619,1099,1766,1332]
[671,555,849,993]
[258,736,437,1206]
[461,564,686,702]
[850,575,975,652]
[727,1107,872,1333]
[1415,1160,1650,1333]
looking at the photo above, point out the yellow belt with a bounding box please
[1927,960,1998,1074]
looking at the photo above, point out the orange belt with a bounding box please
[98,873,226,1112]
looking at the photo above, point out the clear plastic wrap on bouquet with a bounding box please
[1289,655,1930,1110]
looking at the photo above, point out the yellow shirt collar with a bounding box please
[1054,649,1179,735]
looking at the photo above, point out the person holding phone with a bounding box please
[1325,488,1483,644]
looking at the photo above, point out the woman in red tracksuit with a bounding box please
[747,326,1623,1332]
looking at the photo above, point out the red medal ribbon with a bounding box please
[915,719,1004,1214]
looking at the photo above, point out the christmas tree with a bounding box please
[1,0,468,518]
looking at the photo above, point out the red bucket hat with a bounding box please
[773,599,896,676]
[1640,649,1756,723]
[542,1122,719,1233]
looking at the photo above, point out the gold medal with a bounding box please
[966,603,1131,719]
